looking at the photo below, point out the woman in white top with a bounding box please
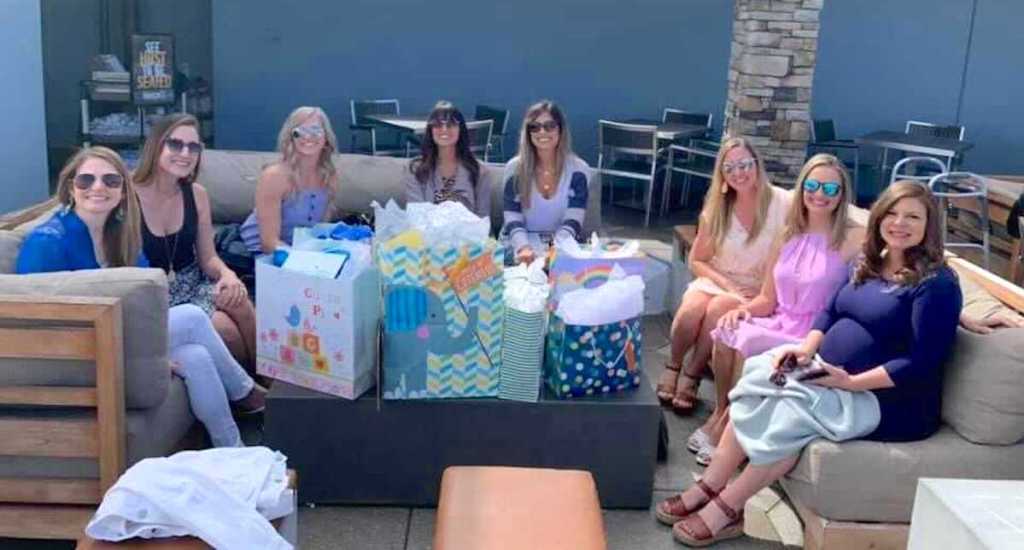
[501,100,590,264]
[660,136,790,414]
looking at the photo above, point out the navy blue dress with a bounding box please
[811,266,962,442]
[15,209,148,273]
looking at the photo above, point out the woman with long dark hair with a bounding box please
[404,100,488,218]
[134,113,256,371]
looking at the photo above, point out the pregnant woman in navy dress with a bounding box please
[657,181,962,546]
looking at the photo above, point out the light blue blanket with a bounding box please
[728,348,881,465]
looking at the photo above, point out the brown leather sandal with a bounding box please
[671,372,701,416]
[671,494,745,547]
[656,363,682,405]
[654,479,718,526]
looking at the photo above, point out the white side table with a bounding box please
[908,478,1024,550]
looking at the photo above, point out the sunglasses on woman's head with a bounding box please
[803,178,841,198]
[722,157,756,175]
[165,137,203,156]
[527,120,560,133]
[73,173,124,190]
[291,125,325,140]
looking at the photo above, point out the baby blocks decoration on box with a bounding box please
[377,237,504,399]
[545,315,643,398]
[255,256,380,399]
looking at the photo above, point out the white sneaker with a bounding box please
[695,444,716,466]
[686,428,710,454]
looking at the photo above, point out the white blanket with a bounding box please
[86,447,293,550]
[729,349,881,465]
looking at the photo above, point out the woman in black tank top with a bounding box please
[134,114,257,372]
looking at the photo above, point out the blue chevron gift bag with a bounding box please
[377,235,504,399]
[545,314,643,398]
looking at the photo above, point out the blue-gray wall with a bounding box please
[1,0,49,212]
[212,0,734,162]
[812,0,1021,174]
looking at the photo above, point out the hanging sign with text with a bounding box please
[131,34,175,105]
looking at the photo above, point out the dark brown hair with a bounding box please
[853,180,945,286]
[409,100,480,190]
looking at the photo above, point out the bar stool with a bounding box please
[890,156,947,186]
[928,172,990,269]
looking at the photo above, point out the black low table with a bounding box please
[264,373,661,508]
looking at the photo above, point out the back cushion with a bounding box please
[0,231,22,274]
[0,268,170,409]
[942,327,1024,445]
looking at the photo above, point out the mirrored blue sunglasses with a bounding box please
[803,178,841,198]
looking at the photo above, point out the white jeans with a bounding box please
[168,304,254,447]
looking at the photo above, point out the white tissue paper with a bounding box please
[503,259,551,313]
[372,200,490,247]
[292,238,373,276]
[555,232,640,259]
[555,264,645,325]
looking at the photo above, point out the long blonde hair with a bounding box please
[781,153,851,250]
[275,106,340,198]
[853,180,945,287]
[2,147,142,267]
[515,100,573,209]
[698,136,773,249]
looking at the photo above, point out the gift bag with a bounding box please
[499,260,550,402]
[545,269,645,398]
[255,256,380,399]
[549,234,648,307]
[375,201,504,399]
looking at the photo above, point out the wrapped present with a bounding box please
[375,201,504,399]
[499,260,550,402]
[548,235,647,306]
[544,268,645,398]
[255,253,380,399]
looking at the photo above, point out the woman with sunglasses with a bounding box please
[239,106,339,253]
[134,114,257,371]
[682,154,864,465]
[404,101,489,218]
[658,181,961,546]
[15,147,266,448]
[501,100,589,264]
[660,137,790,415]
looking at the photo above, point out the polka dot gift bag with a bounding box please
[544,266,645,398]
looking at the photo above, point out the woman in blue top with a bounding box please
[16,147,265,448]
[239,106,340,253]
[657,181,962,546]
[501,100,589,264]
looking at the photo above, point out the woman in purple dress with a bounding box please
[685,154,864,464]
[656,181,962,546]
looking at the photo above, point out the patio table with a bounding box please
[856,130,974,184]
[365,114,429,135]
[622,118,708,141]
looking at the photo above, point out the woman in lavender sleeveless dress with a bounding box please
[685,154,865,464]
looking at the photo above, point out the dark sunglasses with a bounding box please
[73,173,124,190]
[165,137,203,155]
[803,178,841,198]
[429,119,459,129]
[527,120,560,133]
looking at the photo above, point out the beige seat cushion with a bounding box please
[958,268,1024,321]
[0,230,21,274]
[942,326,1024,444]
[782,425,1024,523]
[435,466,606,550]
[198,150,603,236]
[0,268,171,409]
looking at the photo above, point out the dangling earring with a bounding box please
[115,205,125,222]
[721,183,729,194]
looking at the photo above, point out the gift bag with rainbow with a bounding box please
[548,242,647,307]
[377,231,504,399]
[255,256,380,399]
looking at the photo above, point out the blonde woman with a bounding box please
[686,154,864,464]
[501,100,589,264]
[659,137,790,414]
[240,106,340,253]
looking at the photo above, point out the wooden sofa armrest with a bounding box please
[0,294,125,539]
[948,257,1024,314]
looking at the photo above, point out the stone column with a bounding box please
[724,0,823,184]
